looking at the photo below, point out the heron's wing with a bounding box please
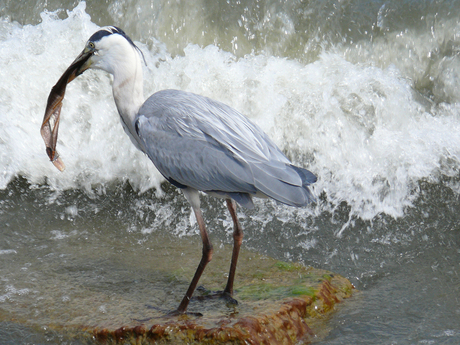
[135,112,258,194]
[136,90,315,206]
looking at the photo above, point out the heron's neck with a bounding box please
[111,61,144,146]
[113,70,143,124]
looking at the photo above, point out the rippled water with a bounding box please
[1,0,459,344]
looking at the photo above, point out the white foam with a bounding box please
[0,250,17,255]
[1,2,460,221]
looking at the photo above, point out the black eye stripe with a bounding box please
[88,26,135,47]
[88,27,114,42]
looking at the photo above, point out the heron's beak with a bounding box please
[40,48,93,172]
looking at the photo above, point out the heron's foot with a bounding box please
[194,286,239,306]
[220,291,239,306]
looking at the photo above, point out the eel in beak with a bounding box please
[40,48,93,172]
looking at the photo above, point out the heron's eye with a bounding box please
[88,42,95,49]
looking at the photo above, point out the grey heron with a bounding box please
[41,26,317,315]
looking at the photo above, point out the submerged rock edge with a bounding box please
[89,272,353,345]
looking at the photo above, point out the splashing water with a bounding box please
[1,2,460,221]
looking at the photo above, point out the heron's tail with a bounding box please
[289,164,317,203]
[290,165,317,186]
[251,163,317,207]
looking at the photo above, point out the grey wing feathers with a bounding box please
[136,89,316,208]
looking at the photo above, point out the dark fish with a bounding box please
[40,49,92,171]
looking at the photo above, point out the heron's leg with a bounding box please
[223,199,243,296]
[176,205,213,313]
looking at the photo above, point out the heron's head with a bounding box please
[41,27,145,171]
[67,26,145,81]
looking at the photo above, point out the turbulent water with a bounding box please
[0,0,459,344]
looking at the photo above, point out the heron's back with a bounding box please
[135,89,316,208]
